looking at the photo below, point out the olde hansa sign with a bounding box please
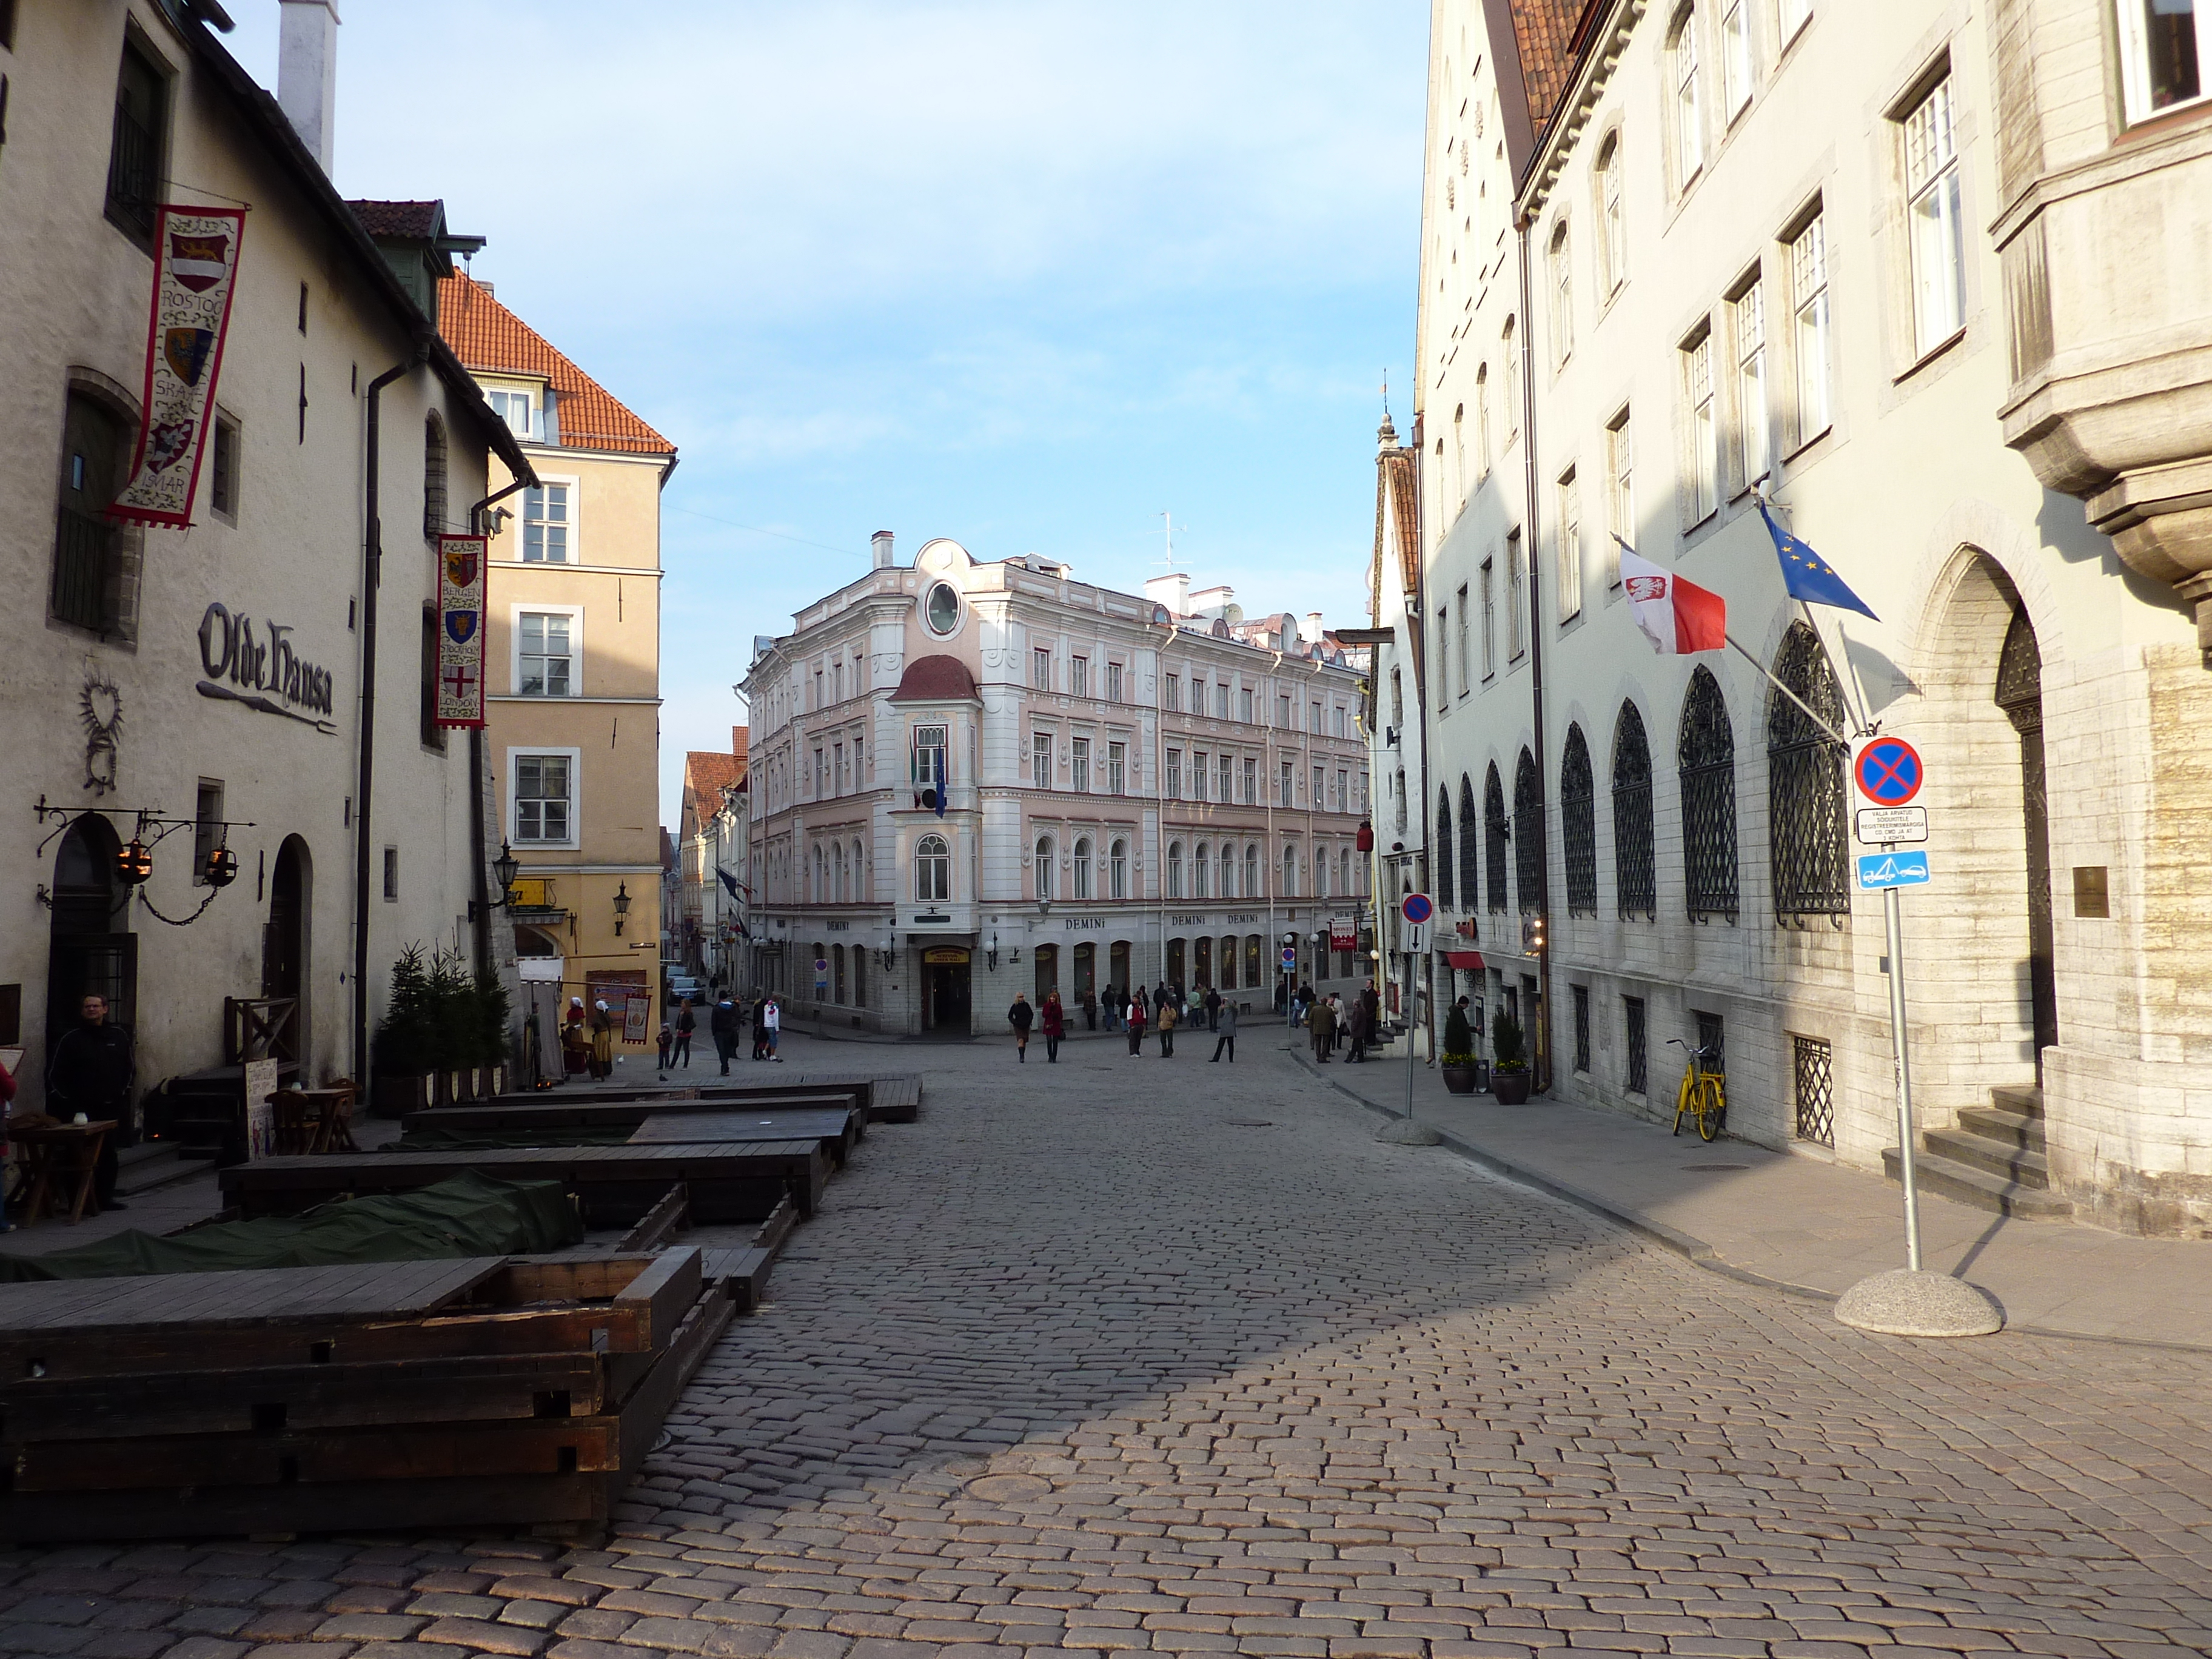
[196,602,337,734]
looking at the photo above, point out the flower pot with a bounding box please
[1493,1068,1532,1105]
[1441,1065,1480,1095]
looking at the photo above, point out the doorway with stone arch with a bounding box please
[45,814,136,1074]
[263,836,313,1066]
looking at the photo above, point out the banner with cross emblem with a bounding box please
[435,533,488,728]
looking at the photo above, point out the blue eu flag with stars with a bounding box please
[1759,501,1878,620]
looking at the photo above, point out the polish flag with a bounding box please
[1620,547,1726,654]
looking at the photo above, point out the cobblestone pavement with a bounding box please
[7,1031,2212,1658]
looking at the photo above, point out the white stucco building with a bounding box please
[1409,0,2212,1234]
[738,535,1372,1036]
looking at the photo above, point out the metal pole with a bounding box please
[1403,948,1418,1123]
[1881,873,1923,1272]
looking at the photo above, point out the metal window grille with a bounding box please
[106,70,159,240]
[1572,984,1590,1074]
[1514,748,1544,916]
[1767,622,1849,918]
[1678,666,1740,920]
[1695,1010,1726,1071]
[1561,726,1597,916]
[1435,794,1455,908]
[1612,703,1656,918]
[1484,765,1509,913]
[1792,1034,1834,1147]
[52,506,112,631]
[1624,996,1647,1093]
[1458,776,1481,917]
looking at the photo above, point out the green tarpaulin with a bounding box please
[0,1171,583,1282]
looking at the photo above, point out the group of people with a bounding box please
[1285,980,1382,1064]
[1011,982,1245,1063]
[650,990,785,1074]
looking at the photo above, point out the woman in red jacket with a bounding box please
[1040,992,1066,1064]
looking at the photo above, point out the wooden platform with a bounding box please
[484,1071,920,1124]
[219,1139,826,1225]
[407,1097,865,1167]
[0,1250,732,1543]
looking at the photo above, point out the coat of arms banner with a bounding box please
[436,533,488,728]
[112,206,247,528]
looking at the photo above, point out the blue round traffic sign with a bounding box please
[1854,738,1923,806]
[1401,892,1434,925]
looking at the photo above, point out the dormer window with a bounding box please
[487,387,536,439]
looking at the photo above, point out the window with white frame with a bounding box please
[1733,278,1768,491]
[1072,736,1090,793]
[1071,654,1088,697]
[512,752,574,844]
[1282,845,1299,897]
[1455,586,1471,693]
[1220,844,1236,897]
[1031,731,1052,788]
[1685,326,1718,523]
[1035,836,1055,901]
[1166,749,1182,797]
[1278,758,1294,806]
[1607,410,1634,583]
[1903,75,1966,355]
[1549,223,1574,365]
[1557,469,1584,620]
[1242,756,1258,803]
[1167,841,1184,900]
[1245,842,1261,896]
[911,723,948,790]
[517,611,574,696]
[1481,557,1498,678]
[1108,740,1126,794]
[1165,674,1181,712]
[1106,661,1124,701]
[1507,529,1527,660]
[486,387,537,440]
[1194,840,1210,899]
[1436,606,1452,708]
[1780,0,1812,42]
[1193,750,1210,801]
[1031,647,1051,690]
[1502,319,1521,443]
[1596,135,1625,297]
[916,833,950,902]
[1312,764,1324,807]
[1215,680,1230,719]
[1240,686,1255,722]
[1721,0,1751,119]
[1476,364,1492,474]
[1110,837,1128,899]
[1791,211,1832,443]
[1218,753,1233,800]
[2118,1,2209,122]
[1672,7,1704,184]
[1074,836,1094,899]
[1316,848,1329,899]
[522,481,571,562]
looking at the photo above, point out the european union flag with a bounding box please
[1759,501,1878,620]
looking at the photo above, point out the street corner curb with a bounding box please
[1835,1268,2005,1338]
[1374,1118,1443,1145]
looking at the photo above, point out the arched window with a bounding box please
[1595,132,1625,295]
[1435,789,1455,908]
[1393,766,1409,834]
[1514,748,1544,915]
[1458,775,1481,914]
[1768,622,1849,917]
[1452,403,1466,508]
[1484,763,1509,914]
[1549,222,1573,364]
[1501,318,1520,445]
[1193,840,1211,899]
[916,833,950,902]
[1613,702,1656,917]
[852,837,866,903]
[1671,6,1704,183]
[1561,725,1597,916]
[423,411,448,540]
[1074,836,1094,900]
[1282,845,1298,897]
[1475,364,1491,475]
[1036,835,1056,902]
[811,843,823,904]
[836,843,849,903]
[1220,844,1235,898]
[1341,848,1353,895]
[1316,846,1330,900]
[1110,837,1128,899]
[1678,665,1738,920]
[1245,842,1261,897]
[1167,840,1184,900]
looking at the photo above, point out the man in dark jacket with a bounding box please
[1204,987,1222,1031]
[46,994,133,1212]
[709,996,741,1075]
[672,996,697,1068]
[1008,993,1035,1062]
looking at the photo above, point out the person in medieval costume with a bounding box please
[561,996,590,1076]
[589,1000,615,1080]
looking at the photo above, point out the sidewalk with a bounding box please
[1303,1038,2212,1352]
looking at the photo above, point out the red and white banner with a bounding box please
[435,534,488,728]
[112,206,247,528]
[1621,546,1726,654]
[1329,915,1356,952]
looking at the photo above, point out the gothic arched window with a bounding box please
[1457,775,1481,916]
[1561,725,1597,916]
[1514,747,1544,915]
[1435,790,1455,908]
[1612,702,1655,918]
[1767,622,1849,918]
[1678,665,1739,920]
[1484,763,1509,914]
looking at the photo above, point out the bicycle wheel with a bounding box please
[1672,1070,1697,1136]
[1694,1076,1724,1142]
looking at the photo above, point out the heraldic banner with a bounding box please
[112,205,247,528]
[436,534,488,728]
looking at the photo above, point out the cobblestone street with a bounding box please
[7,1031,2212,1659]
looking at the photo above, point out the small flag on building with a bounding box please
[1619,545,1726,654]
[1759,501,1878,618]
[435,534,488,727]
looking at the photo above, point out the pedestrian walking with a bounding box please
[588,1000,615,1079]
[655,1022,673,1072]
[1210,999,1238,1063]
[1306,994,1337,1062]
[673,996,696,1068]
[1346,993,1370,1063]
[1156,995,1178,1058]
[1127,988,1148,1057]
[1041,991,1065,1062]
[1081,988,1097,1031]
[709,994,740,1074]
[1008,992,1034,1062]
[1204,986,1221,1032]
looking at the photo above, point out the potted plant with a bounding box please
[370,945,435,1117]
[1440,1002,1481,1094]
[1491,1009,1532,1105]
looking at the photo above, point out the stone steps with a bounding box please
[113,1140,217,1198]
[1923,1125,2056,1187]
[1883,1083,2073,1221]
[1881,1144,2076,1219]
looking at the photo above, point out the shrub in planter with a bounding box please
[1441,1002,1481,1095]
[1492,1009,1532,1105]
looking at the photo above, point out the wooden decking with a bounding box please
[407,1098,866,1167]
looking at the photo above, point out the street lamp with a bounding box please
[612,880,632,937]
[469,842,523,920]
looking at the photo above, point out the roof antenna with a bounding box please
[1381,370,1391,424]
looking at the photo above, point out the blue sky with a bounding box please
[223,1,1429,823]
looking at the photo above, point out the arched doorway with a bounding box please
[1996,608,2057,1076]
[261,836,309,1063]
[47,814,135,1066]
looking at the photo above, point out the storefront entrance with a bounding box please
[46,815,137,1074]
[922,946,971,1035]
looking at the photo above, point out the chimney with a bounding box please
[1144,572,1191,615]
[1299,611,1325,645]
[277,0,340,172]
[871,529,895,569]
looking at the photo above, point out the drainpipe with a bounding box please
[1516,213,1552,1094]
[354,349,423,1086]
[466,475,533,979]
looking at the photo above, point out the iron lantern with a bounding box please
[203,845,240,888]
[612,880,632,936]
[116,839,153,887]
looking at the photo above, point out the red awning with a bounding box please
[1441,950,1484,970]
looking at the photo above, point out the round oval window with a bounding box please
[925,583,960,634]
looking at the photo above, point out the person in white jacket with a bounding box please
[763,996,783,1061]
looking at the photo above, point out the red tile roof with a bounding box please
[1506,0,1606,145]
[890,655,980,703]
[348,198,444,239]
[685,751,746,801]
[437,270,676,458]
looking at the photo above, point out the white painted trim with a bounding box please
[509,601,584,699]
[508,745,583,850]
[521,472,583,564]
[486,694,663,705]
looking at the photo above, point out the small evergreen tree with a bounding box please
[373,944,433,1076]
[473,967,514,1067]
[1492,1009,1527,1073]
[1443,1002,1476,1065]
[426,950,477,1070]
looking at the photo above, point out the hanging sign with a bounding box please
[435,534,488,727]
[1329,915,1356,951]
[1852,737,1924,806]
[112,206,248,527]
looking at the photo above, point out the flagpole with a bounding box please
[1723,633,1851,749]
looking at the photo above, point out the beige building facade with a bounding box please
[1415,0,2212,1233]
[438,272,674,1047]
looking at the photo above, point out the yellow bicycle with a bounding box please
[1667,1037,1726,1142]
